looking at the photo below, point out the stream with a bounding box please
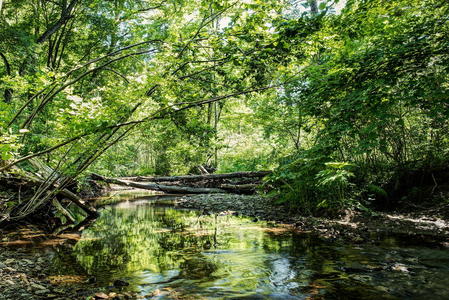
[11,192,449,299]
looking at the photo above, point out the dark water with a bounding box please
[48,192,449,299]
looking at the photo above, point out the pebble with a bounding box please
[31,283,48,290]
[391,263,409,273]
[94,292,109,299]
[35,289,50,295]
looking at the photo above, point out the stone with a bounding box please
[376,286,389,292]
[35,289,51,295]
[113,279,129,287]
[22,259,34,265]
[19,273,29,284]
[391,263,409,273]
[31,283,47,290]
[20,293,32,298]
[94,292,109,299]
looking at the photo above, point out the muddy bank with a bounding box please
[175,194,449,245]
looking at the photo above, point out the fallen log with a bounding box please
[218,183,258,195]
[124,171,271,183]
[91,174,227,194]
[219,183,258,191]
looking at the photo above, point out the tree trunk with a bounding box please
[91,174,227,194]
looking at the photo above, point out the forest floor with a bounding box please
[175,193,449,246]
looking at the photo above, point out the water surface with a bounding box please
[48,192,449,299]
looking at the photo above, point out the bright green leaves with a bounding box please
[258,0,449,214]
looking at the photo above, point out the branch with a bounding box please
[37,0,78,44]
[1,84,278,172]
[10,42,161,124]
[67,40,163,77]
[8,85,57,126]
[103,84,280,128]
[22,49,156,128]
[0,52,11,75]
[103,67,129,83]
[137,0,168,12]
[0,52,13,102]
[178,60,228,80]
[177,2,237,59]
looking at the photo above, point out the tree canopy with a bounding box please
[1,0,448,216]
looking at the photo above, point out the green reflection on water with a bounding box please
[49,193,449,300]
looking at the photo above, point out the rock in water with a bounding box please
[391,263,409,273]
[113,279,129,287]
[87,277,97,284]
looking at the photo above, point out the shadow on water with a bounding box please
[32,192,449,299]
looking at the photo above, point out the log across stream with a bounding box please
[91,171,271,194]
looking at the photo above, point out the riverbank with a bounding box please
[175,193,449,246]
[0,225,145,300]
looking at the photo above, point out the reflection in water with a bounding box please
[49,193,449,299]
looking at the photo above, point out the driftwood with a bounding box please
[123,171,271,183]
[91,174,227,194]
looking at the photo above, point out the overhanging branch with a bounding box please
[0,83,279,172]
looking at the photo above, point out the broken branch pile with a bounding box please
[0,160,98,226]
